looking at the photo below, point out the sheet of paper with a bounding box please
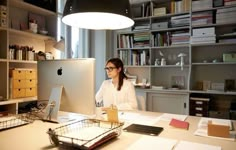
[174,140,221,150]
[159,113,188,122]
[127,136,177,150]
[118,112,160,125]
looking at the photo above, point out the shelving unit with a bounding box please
[115,0,236,117]
[0,0,58,114]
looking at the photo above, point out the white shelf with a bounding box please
[9,60,37,64]
[192,42,236,47]
[151,44,189,49]
[8,28,54,40]
[151,26,190,32]
[192,62,236,65]
[0,27,7,31]
[117,47,150,50]
[9,0,56,16]
[151,65,190,68]
[190,90,236,96]
[0,97,37,106]
[0,59,7,62]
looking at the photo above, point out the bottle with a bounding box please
[161,58,166,66]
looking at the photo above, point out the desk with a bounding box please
[0,111,236,150]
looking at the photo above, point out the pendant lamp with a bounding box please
[62,0,134,30]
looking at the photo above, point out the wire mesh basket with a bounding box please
[47,119,124,149]
[0,113,34,131]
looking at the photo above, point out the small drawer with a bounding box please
[25,70,37,79]
[11,70,26,79]
[25,79,36,88]
[25,88,37,97]
[12,79,26,88]
[12,88,26,98]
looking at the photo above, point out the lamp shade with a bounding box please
[62,0,134,30]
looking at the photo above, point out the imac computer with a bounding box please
[37,58,96,122]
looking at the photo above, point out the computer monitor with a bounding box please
[37,58,96,119]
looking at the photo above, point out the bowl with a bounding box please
[39,30,48,35]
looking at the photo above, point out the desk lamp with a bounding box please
[62,0,134,30]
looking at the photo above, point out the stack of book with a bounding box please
[118,35,133,48]
[191,27,216,44]
[119,50,129,65]
[171,30,190,45]
[224,0,236,6]
[152,32,171,47]
[192,0,212,11]
[219,32,236,43]
[170,14,190,27]
[216,6,236,24]
[131,50,149,66]
[192,11,213,26]
[133,32,150,48]
[133,24,150,32]
[170,0,191,14]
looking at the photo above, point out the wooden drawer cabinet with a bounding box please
[10,70,26,79]
[12,88,26,98]
[25,79,36,88]
[12,79,26,88]
[9,69,37,98]
[25,70,37,79]
[25,88,37,97]
[189,97,210,117]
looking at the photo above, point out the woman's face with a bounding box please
[105,62,121,79]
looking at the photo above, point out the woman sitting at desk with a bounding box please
[95,58,138,110]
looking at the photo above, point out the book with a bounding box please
[169,118,189,130]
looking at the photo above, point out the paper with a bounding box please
[118,112,160,125]
[127,136,177,150]
[159,113,188,122]
[174,140,221,150]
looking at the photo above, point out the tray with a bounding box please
[0,113,34,131]
[47,119,124,149]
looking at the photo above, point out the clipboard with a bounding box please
[123,124,164,136]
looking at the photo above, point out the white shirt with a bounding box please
[95,79,138,110]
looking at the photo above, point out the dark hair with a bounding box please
[106,58,127,91]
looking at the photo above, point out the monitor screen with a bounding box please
[37,58,96,116]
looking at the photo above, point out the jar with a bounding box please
[154,59,160,66]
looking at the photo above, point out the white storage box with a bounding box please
[151,22,168,30]
[193,27,215,36]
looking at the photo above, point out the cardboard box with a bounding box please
[207,120,230,138]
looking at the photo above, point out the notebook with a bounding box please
[169,118,189,130]
[123,124,164,136]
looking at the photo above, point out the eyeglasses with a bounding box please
[104,67,117,72]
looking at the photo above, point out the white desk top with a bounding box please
[0,111,236,150]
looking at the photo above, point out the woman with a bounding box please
[95,58,138,110]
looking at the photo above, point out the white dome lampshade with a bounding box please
[62,0,134,30]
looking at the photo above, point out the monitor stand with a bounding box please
[42,86,63,123]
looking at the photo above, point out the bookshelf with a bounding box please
[115,0,236,118]
[0,0,58,114]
